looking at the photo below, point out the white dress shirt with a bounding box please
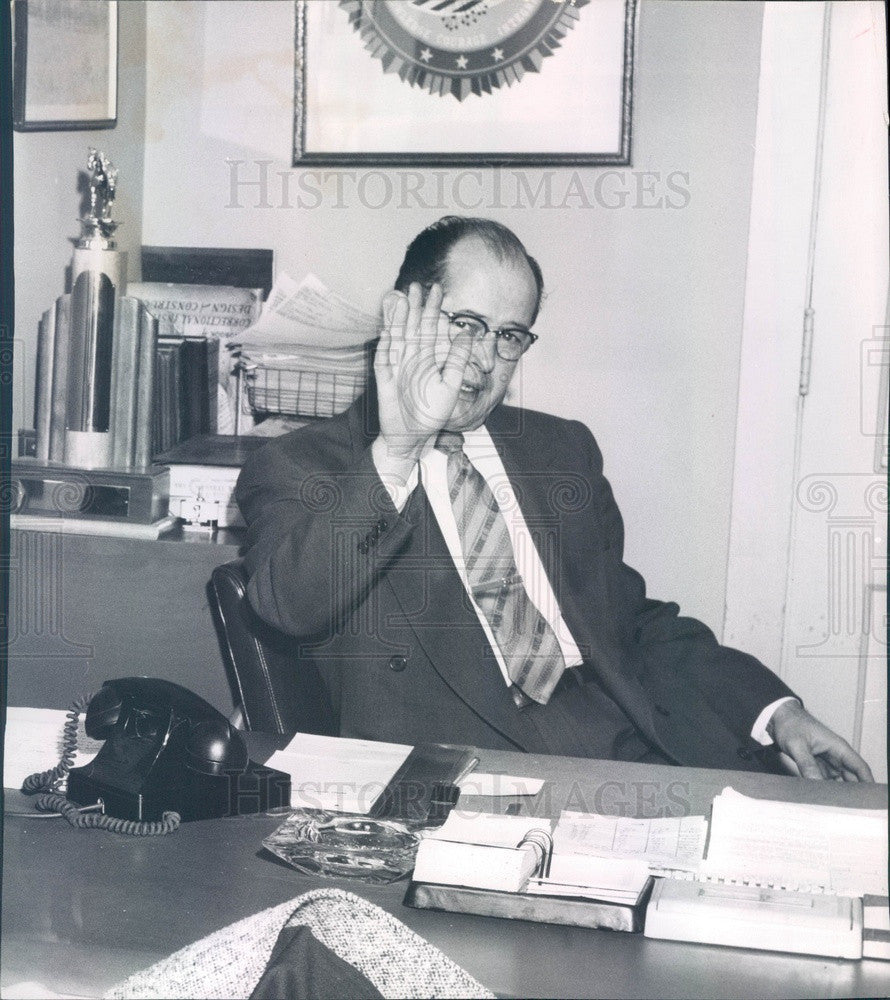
[373,426,790,744]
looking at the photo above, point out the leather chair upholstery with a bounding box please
[209,559,336,736]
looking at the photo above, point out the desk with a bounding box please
[3,749,889,999]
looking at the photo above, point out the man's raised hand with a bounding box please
[374,282,474,464]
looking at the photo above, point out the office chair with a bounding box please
[209,559,336,736]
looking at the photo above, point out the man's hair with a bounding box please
[394,216,545,322]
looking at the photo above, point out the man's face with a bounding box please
[438,236,539,432]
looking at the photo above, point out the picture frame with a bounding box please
[293,0,637,167]
[12,0,118,132]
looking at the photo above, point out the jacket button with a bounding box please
[388,654,407,672]
[736,747,752,761]
[377,518,388,532]
[654,705,670,717]
[357,539,369,554]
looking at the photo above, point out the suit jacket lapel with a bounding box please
[347,397,541,750]
[347,397,663,754]
[486,408,663,751]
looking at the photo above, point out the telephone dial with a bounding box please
[22,678,290,833]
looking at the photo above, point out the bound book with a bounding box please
[152,335,220,455]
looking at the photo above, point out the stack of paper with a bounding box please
[265,732,411,814]
[700,787,888,896]
[234,274,378,417]
[3,707,103,791]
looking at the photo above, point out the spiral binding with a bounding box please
[20,691,182,836]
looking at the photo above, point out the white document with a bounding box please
[238,273,379,349]
[553,811,709,871]
[701,787,889,896]
[546,854,651,892]
[425,810,554,848]
[525,880,646,903]
[265,732,411,814]
[3,707,102,791]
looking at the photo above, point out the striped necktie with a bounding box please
[436,431,566,706]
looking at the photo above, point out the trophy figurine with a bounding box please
[65,148,128,468]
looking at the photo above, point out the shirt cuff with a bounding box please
[370,439,419,513]
[750,696,800,745]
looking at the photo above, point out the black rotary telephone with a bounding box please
[22,678,290,833]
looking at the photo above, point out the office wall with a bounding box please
[12,2,147,436]
[138,0,764,631]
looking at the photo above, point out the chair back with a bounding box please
[209,559,336,735]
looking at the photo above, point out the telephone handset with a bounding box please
[24,678,290,832]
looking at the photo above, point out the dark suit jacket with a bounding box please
[236,393,794,771]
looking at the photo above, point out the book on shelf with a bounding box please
[153,337,185,455]
[128,281,264,434]
[151,335,219,456]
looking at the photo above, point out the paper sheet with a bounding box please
[265,732,412,814]
[552,811,709,871]
[3,707,102,791]
[238,273,379,350]
[701,787,888,896]
[425,811,554,847]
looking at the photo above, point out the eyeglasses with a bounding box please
[442,311,538,361]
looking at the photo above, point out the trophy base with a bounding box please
[10,459,170,524]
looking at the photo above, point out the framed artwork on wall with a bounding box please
[12,0,118,131]
[293,0,637,166]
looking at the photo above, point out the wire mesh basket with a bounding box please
[241,362,368,419]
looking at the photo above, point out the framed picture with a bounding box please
[293,0,636,166]
[13,0,118,131]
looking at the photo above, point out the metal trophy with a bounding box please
[66,148,126,468]
[13,149,169,525]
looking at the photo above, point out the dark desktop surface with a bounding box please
[2,745,888,999]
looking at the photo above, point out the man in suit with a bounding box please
[237,216,872,779]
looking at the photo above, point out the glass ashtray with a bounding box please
[262,808,419,885]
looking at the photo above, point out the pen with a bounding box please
[454,756,480,785]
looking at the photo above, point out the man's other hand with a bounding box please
[767,701,873,781]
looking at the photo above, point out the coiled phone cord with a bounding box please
[19,692,181,836]
[31,792,181,835]
[21,692,91,794]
